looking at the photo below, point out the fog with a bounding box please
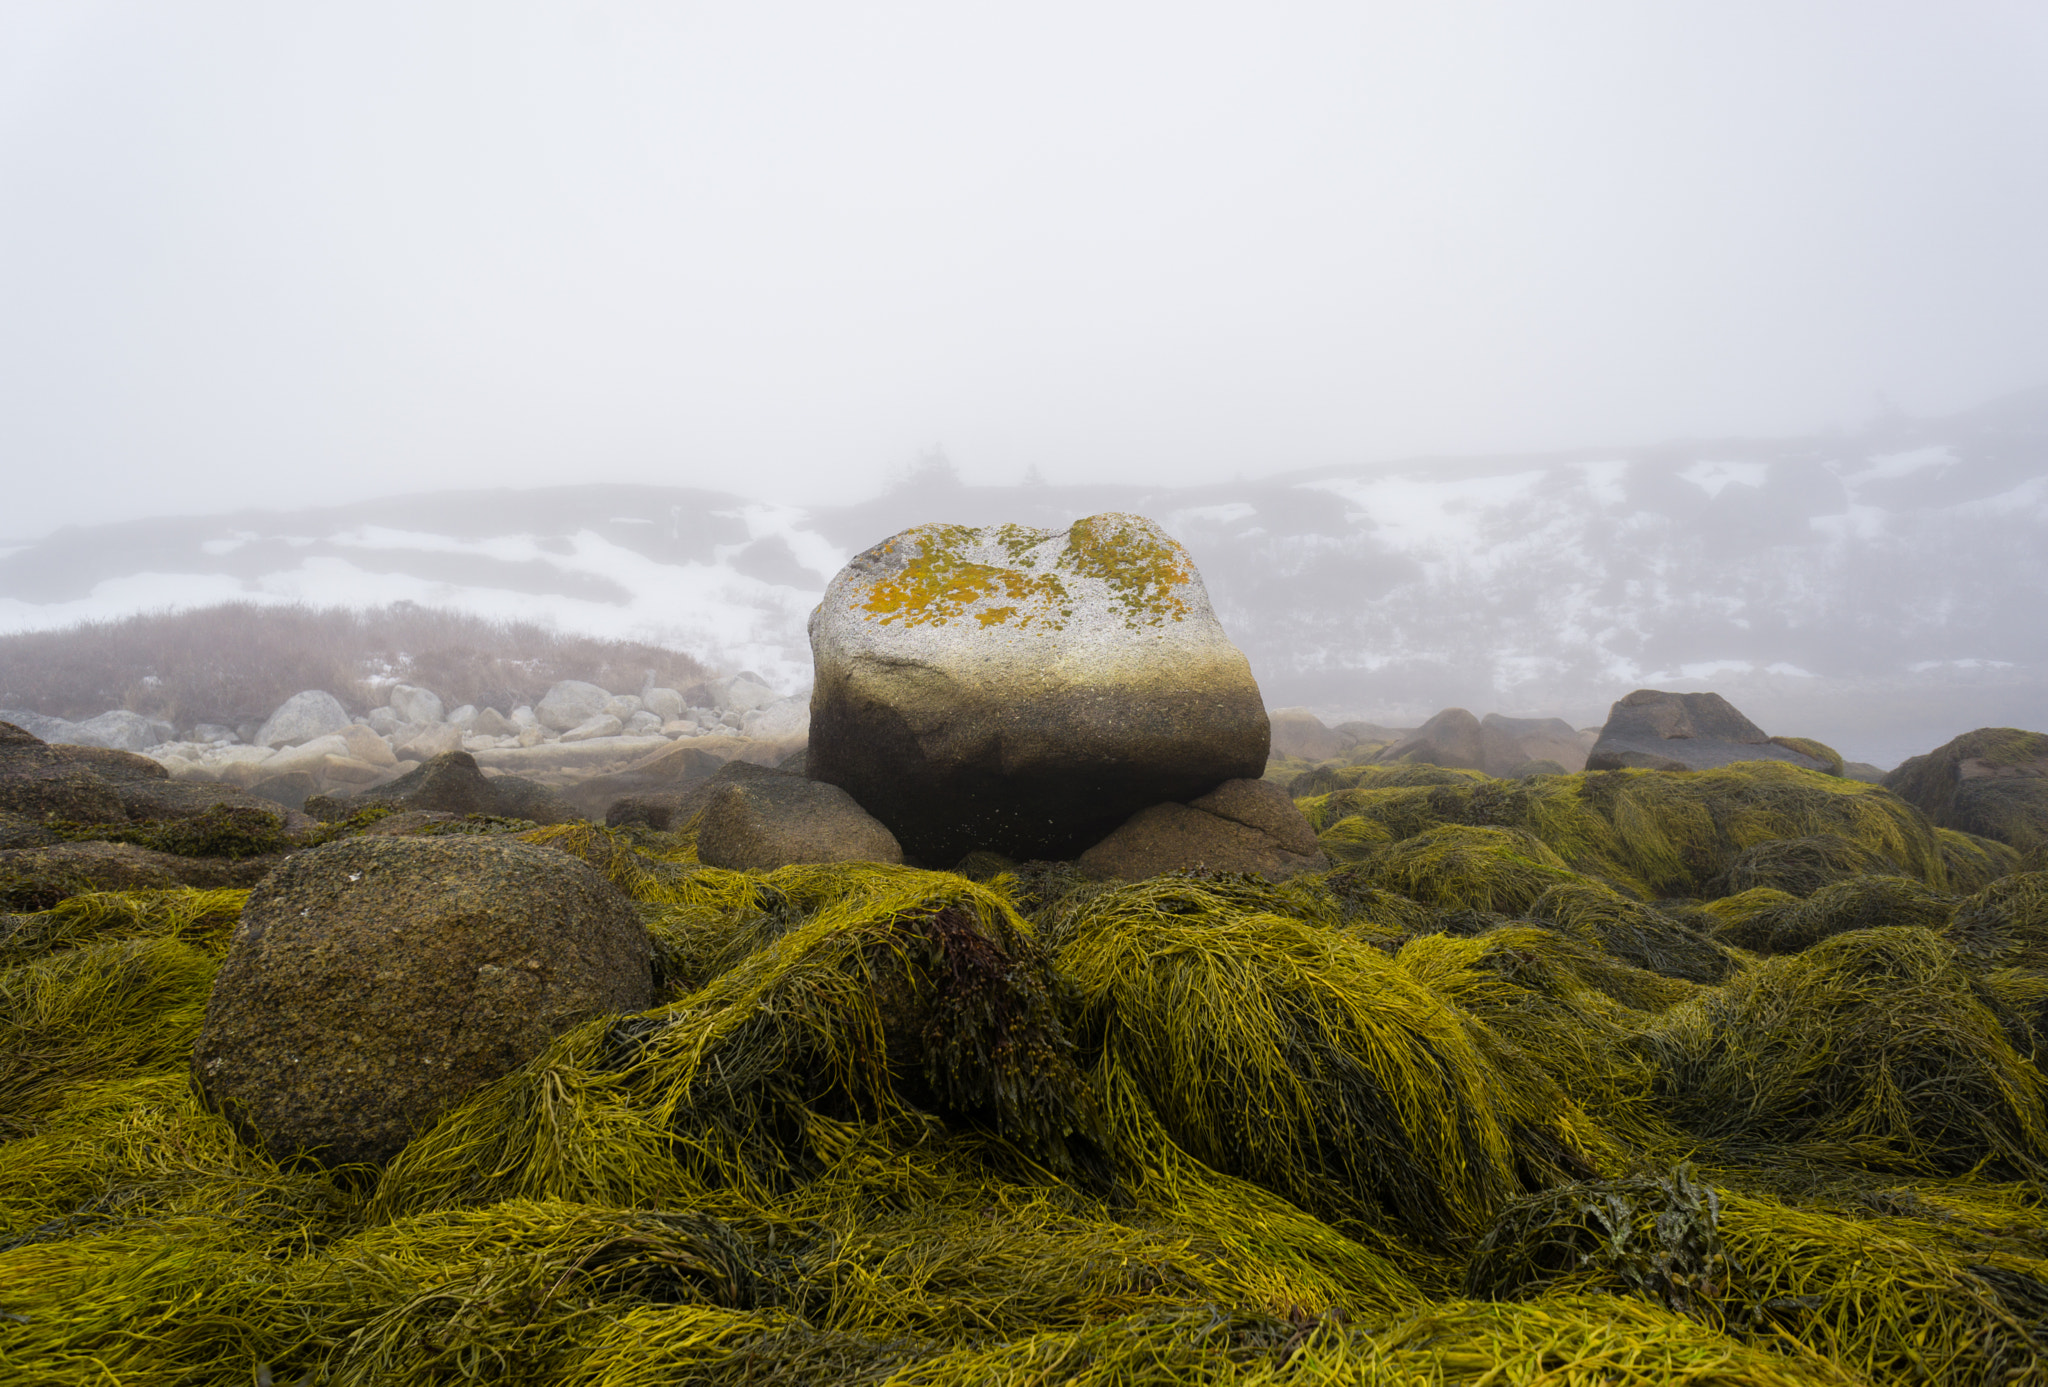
[5,3,2048,543]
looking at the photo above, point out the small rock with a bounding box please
[535,680,613,732]
[259,734,354,779]
[741,698,810,743]
[714,677,780,715]
[247,771,320,811]
[69,710,175,752]
[192,723,240,745]
[254,691,353,749]
[1077,799,1328,881]
[642,687,685,722]
[510,705,540,730]
[562,714,625,743]
[338,724,398,768]
[1267,709,1355,762]
[396,724,464,762]
[387,684,446,726]
[623,711,663,736]
[696,776,903,869]
[1479,714,1589,777]
[471,708,519,738]
[1373,708,1487,772]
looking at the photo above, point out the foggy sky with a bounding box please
[4,2,2047,543]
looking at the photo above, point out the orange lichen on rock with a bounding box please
[854,515,1195,632]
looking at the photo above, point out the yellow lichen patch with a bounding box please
[853,515,1197,631]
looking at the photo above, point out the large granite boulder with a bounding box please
[1479,714,1590,777]
[1885,727,2048,855]
[1077,778,1326,880]
[808,514,1269,863]
[254,691,352,749]
[191,835,652,1167]
[1584,690,1831,773]
[696,775,903,870]
[1372,708,1487,772]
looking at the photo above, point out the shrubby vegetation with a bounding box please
[0,602,710,728]
[4,759,2048,1383]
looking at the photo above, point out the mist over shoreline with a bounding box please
[4,386,2042,770]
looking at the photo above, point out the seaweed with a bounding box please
[10,766,2048,1384]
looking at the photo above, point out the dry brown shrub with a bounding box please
[0,602,711,727]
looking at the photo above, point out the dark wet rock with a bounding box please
[695,775,903,869]
[307,751,578,825]
[247,771,320,812]
[0,762,126,823]
[604,758,793,832]
[1885,727,2048,855]
[0,810,56,850]
[808,514,1269,863]
[0,840,281,900]
[1077,797,1328,881]
[1585,690,1830,773]
[191,834,652,1168]
[562,741,727,820]
[1186,777,1322,857]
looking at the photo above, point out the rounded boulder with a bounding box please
[807,513,1269,863]
[191,835,651,1167]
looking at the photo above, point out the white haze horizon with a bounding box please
[6,4,2048,542]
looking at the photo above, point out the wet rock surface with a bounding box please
[695,774,904,870]
[191,834,652,1167]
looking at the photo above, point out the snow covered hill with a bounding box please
[3,391,2044,767]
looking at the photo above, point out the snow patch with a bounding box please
[1678,460,1768,498]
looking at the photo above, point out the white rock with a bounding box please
[255,691,352,748]
[510,705,539,730]
[0,709,77,742]
[605,695,643,720]
[446,704,480,732]
[715,677,780,714]
[642,687,685,722]
[661,719,700,737]
[742,698,810,742]
[320,754,391,786]
[396,723,464,761]
[191,723,240,745]
[461,734,499,752]
[561,713,625,743]
[366,706,403,735]
[536,680,613,731]
[262,734,354,778]
[386,684,445,726]
[338,724,399,767]
[66,709,175,751]
[471,708,519,738]
[470,736,670,772]
[623,710,663,735]
[516,726,547,748]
